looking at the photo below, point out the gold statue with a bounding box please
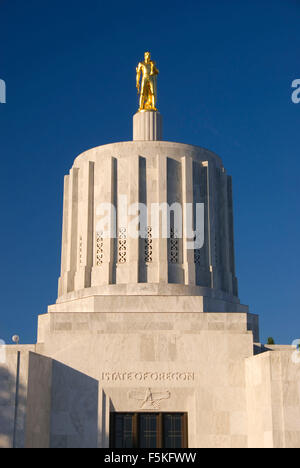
[136,51,159,112]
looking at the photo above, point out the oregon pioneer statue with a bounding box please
[136,51,159,111]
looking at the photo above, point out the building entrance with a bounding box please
[110,413,188,448]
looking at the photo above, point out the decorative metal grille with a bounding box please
[169,228,179,264]
[96,231,104,266]
[194,233,201,265]
[118,227,127,263]
[144,227,153,263]
[194,250,201,265]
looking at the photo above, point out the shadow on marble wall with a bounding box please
[0,361,26,448]
[26,352,99,448]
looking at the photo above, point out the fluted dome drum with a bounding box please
[56,114,245,313]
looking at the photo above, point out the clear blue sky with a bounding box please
[0,0,299,345]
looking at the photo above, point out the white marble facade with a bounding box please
[57,139,239,300]
[0,112,299,448]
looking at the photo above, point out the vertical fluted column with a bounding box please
[58,167,79,294]
[194,162,211,287]
[182,156,196,285]
[157,154,168,283]
[138,156,148,283]
[128,154,140,283]
[58,175,69,296]
[203,161,218,290]
[115,154,143,284]
[91,156,116,286]
[145,156,159,283]
[74,161,94,290]
[167,158,184,284]
[116,156,130,284]
[218,168,234,294]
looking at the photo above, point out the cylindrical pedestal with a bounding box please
[133,111,163,141]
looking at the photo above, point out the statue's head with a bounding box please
[144,51,151,63]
